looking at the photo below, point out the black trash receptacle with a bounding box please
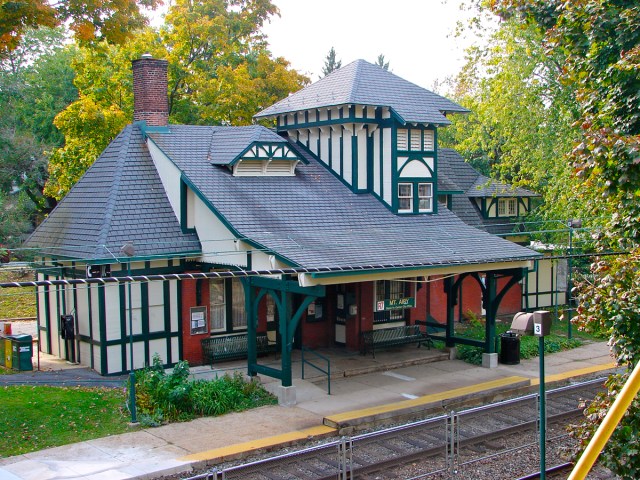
[500,331,520,365]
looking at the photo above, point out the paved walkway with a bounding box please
[0,336,617,480]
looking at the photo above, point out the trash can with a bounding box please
[0,334,5,367]
[10,334,33,371]
[500,331,520,365]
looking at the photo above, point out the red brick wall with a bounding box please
[181,278,210,365]
[460,275,483,320]
[427,276,449,323]
[132,56,169,127]
[410,279,428,324]
[497,276,523,315]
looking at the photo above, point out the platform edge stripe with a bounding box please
[178,426,336,462]
[324,376,530,424]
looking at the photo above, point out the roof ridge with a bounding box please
[347,59,365,103]
[95,125,132,256]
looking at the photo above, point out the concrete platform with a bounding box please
[0,339,617,480]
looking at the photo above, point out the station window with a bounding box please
[418,183,433,212]
[374,279,415,324]
[210,278,246,333]
[497,198,518,217]
[398,183,413,212]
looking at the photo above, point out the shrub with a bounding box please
[132,355,276,426]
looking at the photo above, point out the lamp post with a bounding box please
[121,242,137,424]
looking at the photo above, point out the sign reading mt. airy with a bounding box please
[377,297,415,311]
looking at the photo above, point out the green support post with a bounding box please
[280,288,292,387]
[485,273,497,354]
[243,277,257,377]
[444,276,455,348]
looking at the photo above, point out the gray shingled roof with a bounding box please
[150,125,291,166]
[438,149,538,236]
[149,129,539,270]
[255,60,469,125]
[24,125,201,261]
[466,175,538,198]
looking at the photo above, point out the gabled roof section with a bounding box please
[438,148,540,236]
[24,125,201,262]
[148,127,539,270]
[255,59,469,125]
[150,125,304,166]
[466,175,538,198]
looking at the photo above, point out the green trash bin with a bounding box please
[11,334,33,371]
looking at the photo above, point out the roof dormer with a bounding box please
[231,142,302,176]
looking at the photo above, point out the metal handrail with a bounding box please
[301,345,331,395]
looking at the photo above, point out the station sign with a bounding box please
[376,297,415,311]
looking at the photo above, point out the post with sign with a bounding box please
[534,310,551,480]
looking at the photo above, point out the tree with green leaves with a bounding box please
[0,0,162,54]
[375,54,389,70]
[321,47,341,77]
[0,27,77,244]
[44,0,308,200]
[481,1,640,477]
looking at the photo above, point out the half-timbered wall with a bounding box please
[281,106,439,213]
[474,197,531,219]
[36,259,182,375]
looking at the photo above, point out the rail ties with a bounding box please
[183,378,606,480]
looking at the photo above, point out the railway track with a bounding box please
[183,378,605,480]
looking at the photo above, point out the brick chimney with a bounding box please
[132,54,169,127]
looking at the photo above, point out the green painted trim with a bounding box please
[180,173,297,268]
[339,133,344,177]
[261,102,406,124]
[43,276,51,353]
[180,180,196,234]
[328,127,333,172]
[163,280,172,362]
[70,265,80,364]
[35,273,41,353]
[351,127,360,190]
[101,331,180,348]
[141,282,150,364]
[98,284,108,375]
[308,260,535,280]
[177,279,183,362]
[229,141,307,166]
[432,137,439,215]
[119,283,127,371]
[277,116,396,131]
[87,281,94,369]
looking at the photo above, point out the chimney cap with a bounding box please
[141,53,153,59]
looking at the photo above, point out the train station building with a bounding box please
[25,56,553,396]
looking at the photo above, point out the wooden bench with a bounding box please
[201,333,275,366]
[360,324,430,358]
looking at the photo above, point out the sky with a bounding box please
[261,0,477,90]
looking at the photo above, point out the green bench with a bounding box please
[201,333,275,366]
[360,324,431,358]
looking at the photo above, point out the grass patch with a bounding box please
[0,269,36,319]
[455,318,586,365]
[0,385,129,457]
